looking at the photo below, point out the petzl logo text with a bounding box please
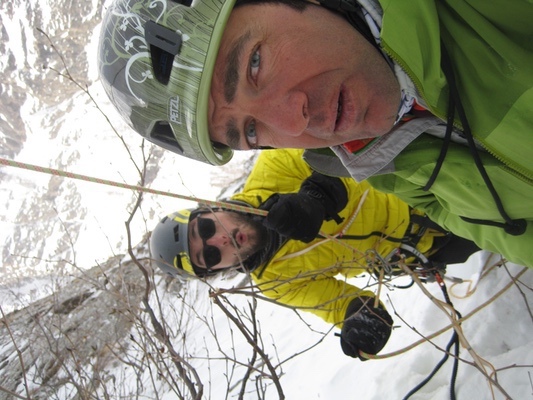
[169,96,181,124]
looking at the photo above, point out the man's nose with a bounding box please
[206,234,231,248]
[251,89,309,136]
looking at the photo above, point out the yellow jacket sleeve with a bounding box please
[232,149,417,326]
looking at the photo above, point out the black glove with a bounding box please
[299,171,348,224]
[260,172,348,243]
[339,297,393,360]
[261,193,326,242]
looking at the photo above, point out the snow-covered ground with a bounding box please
[1,1,532,399]
[100,250,532,399]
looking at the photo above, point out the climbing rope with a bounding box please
[402,272,461,400]
[359,266,527,361]
[0,157,268,217]
[2,156,374,268]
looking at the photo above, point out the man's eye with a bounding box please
[245,120,258,147]
[249,48,260,80]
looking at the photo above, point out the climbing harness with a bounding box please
[367,246,462,399]
[367,211,455,289]
[365,214,463,399]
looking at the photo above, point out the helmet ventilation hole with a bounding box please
[150,121,184,153]
[145,20,182,84]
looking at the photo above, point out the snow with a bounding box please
[0,1,532,399]
[155,253,531,399]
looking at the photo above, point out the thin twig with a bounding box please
[0,306,32,400]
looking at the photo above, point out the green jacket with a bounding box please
[232,149,439,326]
[307,0,533,267]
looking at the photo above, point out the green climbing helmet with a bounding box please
[98,0,236,165]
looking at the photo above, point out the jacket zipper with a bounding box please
[381,41,533,184]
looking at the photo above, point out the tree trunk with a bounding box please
[0,238,148,399]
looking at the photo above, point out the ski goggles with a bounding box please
[197,217,222,269]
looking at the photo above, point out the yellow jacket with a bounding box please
[232,149,435,326]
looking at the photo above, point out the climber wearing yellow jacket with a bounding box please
[150,149,479,359]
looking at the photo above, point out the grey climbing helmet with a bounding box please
[150,209,199,277]
[98,0,236,165]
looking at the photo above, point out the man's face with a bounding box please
[188,210,266,271]
[208,3,401,151]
